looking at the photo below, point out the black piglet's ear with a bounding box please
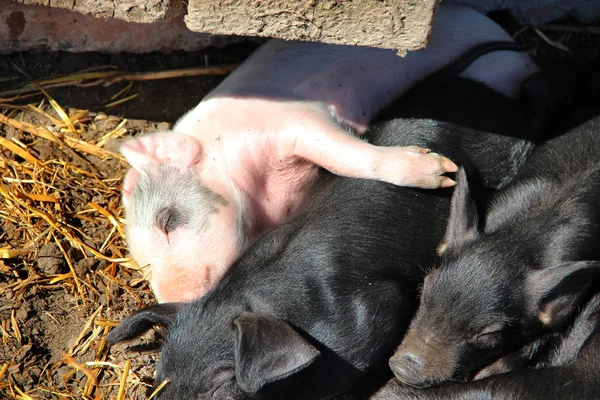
[527,261,600,328]
[106,303,185,343]
[233,312,320,394]
[442,167,481,251]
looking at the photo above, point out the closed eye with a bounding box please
[469,322,505,348]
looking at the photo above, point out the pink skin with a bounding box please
[127,198,240,303]
[121,4,539,303]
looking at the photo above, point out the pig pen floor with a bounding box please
[0,21,598,400]
[0,42,261,399]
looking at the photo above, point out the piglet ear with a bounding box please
[527,261,600,328]
[106,303,186,343]
[442,168,481,251]
[233,312,320,393]
[121,168,139,208]
[120,132,204,173]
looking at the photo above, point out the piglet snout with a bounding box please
[389,352,428,388]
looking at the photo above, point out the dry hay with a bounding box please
[0,66,235,400]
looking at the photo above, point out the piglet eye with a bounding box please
[470,322,504,348]
[479,322,504,336]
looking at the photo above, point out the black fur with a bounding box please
[373,286,600,400]
[390,96,600,389]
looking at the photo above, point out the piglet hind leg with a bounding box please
[292,124,458,189]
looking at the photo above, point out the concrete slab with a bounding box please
[185,0,440,51]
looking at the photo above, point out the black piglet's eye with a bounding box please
[471,322,504,348]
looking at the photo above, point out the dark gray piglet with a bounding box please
[374,279,600,400]
[390,102,600,389]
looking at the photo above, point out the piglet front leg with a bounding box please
[290,114,457,189]
[371,145,457,188]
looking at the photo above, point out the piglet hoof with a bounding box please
[473,358,511,380]
[377,146,458,189]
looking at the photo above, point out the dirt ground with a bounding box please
[0,41,260,399]
[0,15,598,400]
